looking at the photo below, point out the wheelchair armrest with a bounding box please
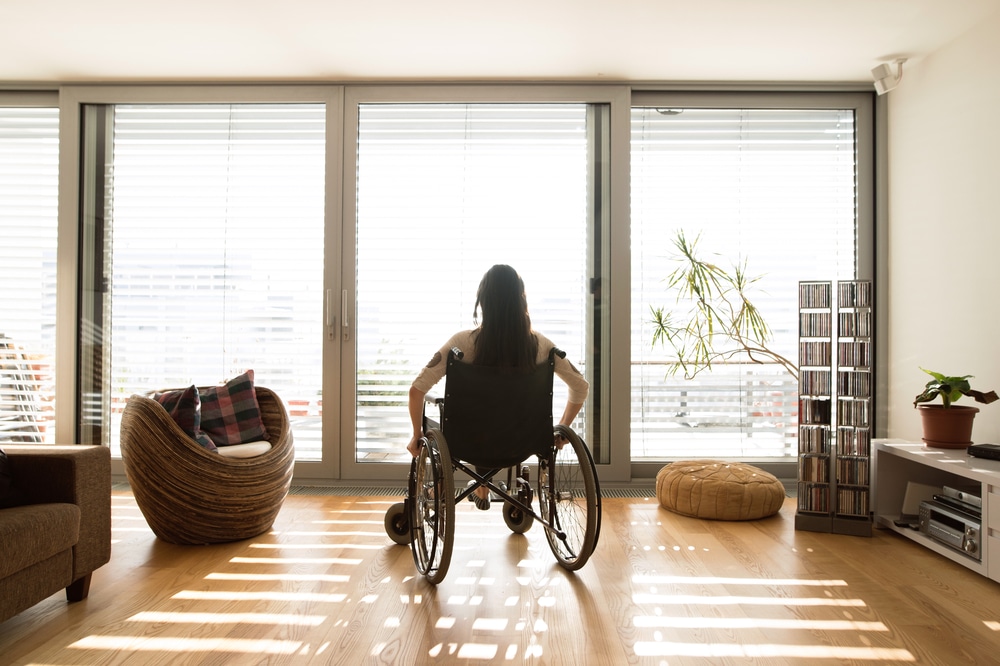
[422,393,444,432]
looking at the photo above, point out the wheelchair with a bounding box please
[384,347,601,584]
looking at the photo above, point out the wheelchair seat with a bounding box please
[385,346,601,584]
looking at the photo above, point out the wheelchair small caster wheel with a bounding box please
[385,502,411,545]
[503,501,534,534]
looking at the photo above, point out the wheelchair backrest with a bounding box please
[440,347,559,468]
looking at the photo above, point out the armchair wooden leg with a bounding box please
[66,573,93,602]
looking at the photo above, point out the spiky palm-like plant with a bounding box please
[650,230,797,381]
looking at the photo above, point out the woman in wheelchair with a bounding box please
[390,264,601,582]
[406,264,589,509]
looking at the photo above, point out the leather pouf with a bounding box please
[655,460,785,520]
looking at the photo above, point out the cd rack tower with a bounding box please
[795,280,873,536]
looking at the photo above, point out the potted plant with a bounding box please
[913,368,998,448]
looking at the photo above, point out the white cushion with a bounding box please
[217,441,272,458]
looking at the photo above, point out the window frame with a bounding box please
[628,90,875,480]
[59,85,345,479]
[0,91,60,444]
[50,84,877,485]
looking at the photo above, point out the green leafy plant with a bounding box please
[912,368,999,408]
[650,230,797,381]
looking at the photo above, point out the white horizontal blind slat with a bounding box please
[0,107,58,443]
[108,104,326,460]
[631,107,857,460]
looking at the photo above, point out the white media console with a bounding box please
[873,439,1000,583]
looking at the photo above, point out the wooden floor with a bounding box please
[2,490,999,665]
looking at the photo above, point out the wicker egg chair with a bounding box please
[120,386,294,545]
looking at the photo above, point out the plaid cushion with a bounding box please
[199,370,269,447]
[152,385,217,452]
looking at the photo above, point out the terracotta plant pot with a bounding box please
[917,404,979,449]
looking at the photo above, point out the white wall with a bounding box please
[886,9,1000,442]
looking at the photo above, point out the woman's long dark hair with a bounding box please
[473,264,537,369]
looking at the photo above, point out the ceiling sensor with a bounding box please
[872,58,907,95]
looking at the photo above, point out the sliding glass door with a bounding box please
[76,98,328,463]
[344,90,619,477]
[72,86,624,481]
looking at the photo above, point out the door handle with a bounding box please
[342,289,350,341]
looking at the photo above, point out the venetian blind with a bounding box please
[354,103,592,462]
[630,106,858,460]
[0,107,58,443]
[107,104,325,459]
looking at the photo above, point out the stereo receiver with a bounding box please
[918,500,981,561]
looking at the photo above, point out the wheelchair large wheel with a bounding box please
[538,425,601,571]
[409,429,455,584]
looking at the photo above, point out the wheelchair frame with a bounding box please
[384,348,602,584]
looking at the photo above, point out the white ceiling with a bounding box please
[2,0,998,85]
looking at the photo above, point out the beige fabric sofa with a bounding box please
[0,445,111,623]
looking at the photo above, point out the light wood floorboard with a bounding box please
[1,491,999,665]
